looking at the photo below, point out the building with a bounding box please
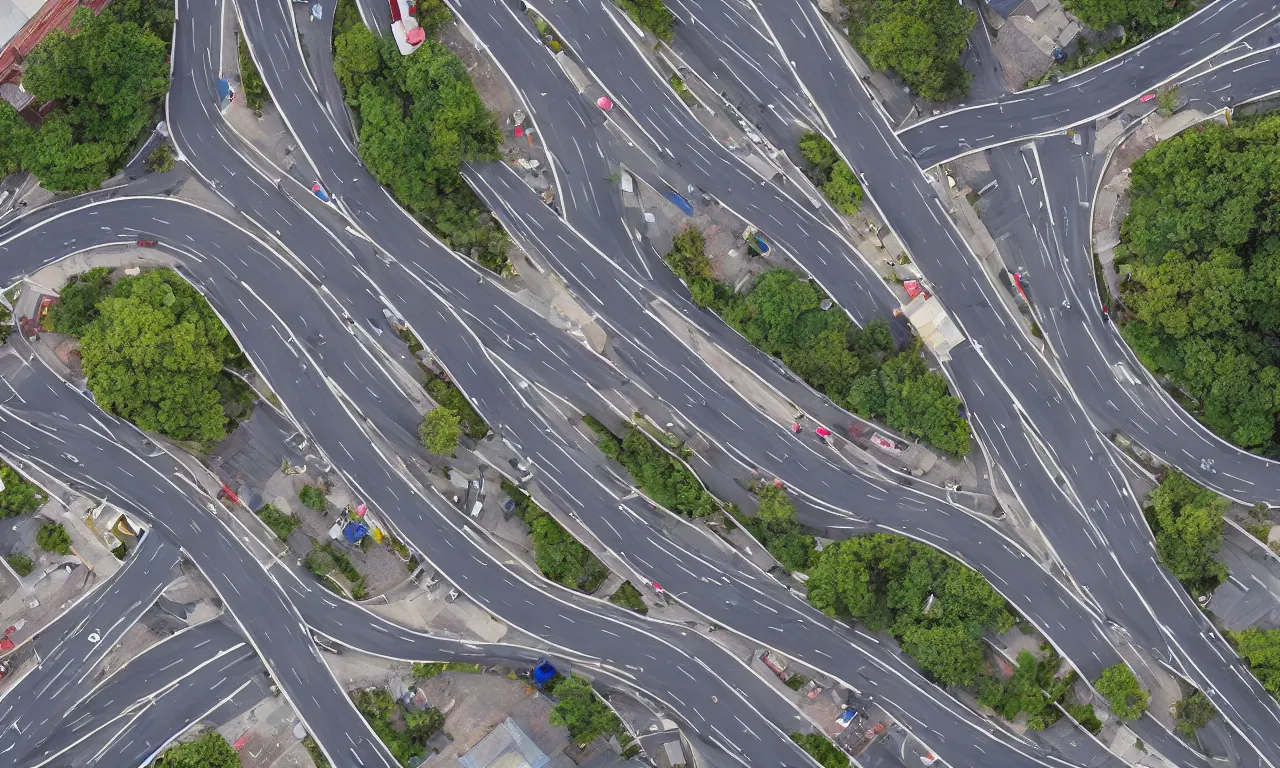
[1,0,111,112]
[458,718,551,768]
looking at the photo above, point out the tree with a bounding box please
[823,162,864,215]
[79,269,244,444]
[798,131,841,186]
[47,267,112,336]
[617,0,674,41]
[1095,664,1149,720]
[333,24,383,98]
[237,35,269,111]
[21,7,169,191]
[153,732,240,768]
[1146,471,1228,591]
[846,0,976,101]
[900,623,987,687]
[419,407,462,455]
[1064,0,1173,30]
[1232,628,1280,698]
[1174,690,1217,736]
[37,522,72,555]
[0,103,33,176]
[0,464,47,518]
[549,675,622,746]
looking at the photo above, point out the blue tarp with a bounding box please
[343,521,369,544]
[662,190,694,216]
[531,659,557,687]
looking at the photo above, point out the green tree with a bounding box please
[298,485,327,512]
[798,131,842,186]
[617,0,674,41]
[47,267,112,336]
[6,553,35,576]
[1146,471,1228,592]
[79,269,245,444]
[549,675,622,746]
[823,162,864,215]
[0,464,47,518]
[845,0,975,101]
[152,731,240,768]
[36,522,72,555]
[1232,627,1280,698]
[789,732,848,768]
[418,407,462,455]
[753,484,815,572]
[333,24,383,98]
[0,103,33,176]
[106,0,176,44]
[21,7,169,191]
[1064,0,1172,30]
[1095,664,1150,720]
[1068,703,1103,734]
[1174,690,1217,736]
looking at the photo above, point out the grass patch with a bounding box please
[298,484,327,512]
[306,541,369,599]
[6,553,34,576]
[237,33,269,112]
[257,503,302,541]
[790,732,847,768]
[582,416,718,517]
[608,580,649,614]
[303,736,331,768]
[413,661,484,678]
[424,371,490,439]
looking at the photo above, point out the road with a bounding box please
[898,0,1280,166]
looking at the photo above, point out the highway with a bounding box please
[3,0,1280,763]
[898,0,1280,166]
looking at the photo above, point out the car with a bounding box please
[1139,92,1157,103]
[136,237,156,247]
[445,588,460,603]
[311,182,332,203]
[596,96,613,112]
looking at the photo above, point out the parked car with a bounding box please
[1139,92,1157,103]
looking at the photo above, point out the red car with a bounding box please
[137,238,156,247]
[1139,92,1157,103]
[596,96,614,112]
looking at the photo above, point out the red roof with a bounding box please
[2,0,113,85]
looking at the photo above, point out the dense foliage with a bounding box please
[77,270,252,445]
[47,267,111,336]
[37,521,72,555]
[663,230,970,455]
[549,675,623,747]
[424,373,489,438]
[798,132,863,215]
[1064,0,1191,30]
[257,503,301,541]
[807,533,1013,686]
[418,407,462,455]
[617,0,675,41]
[332,10,509,272]
[238,34,269,111]
[790,732,848,768]
[1145,471,1228,593]
[502,480,609,592]
[307,542,369,599]
[732,483,815,572]
[2,1,171,191]
[608,580,649,613]
[0,464,47,518]
[584,416,718,517]
[977,649,1073,730]
[1118,116,1280,454]
[1232,628,1280,699]
[1068,703,1103,734]
[6,553,35,576]
[843,0,975,101]
[353,687,444,766]
[1174,690,1218,736]
[152,732,240,768]
[1095,664,1150,720]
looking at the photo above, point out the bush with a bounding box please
[584,419,718,517]
[1144,471,1227,593]
[502,480,609,592]
[145,141,174,173]
[1095,664,1150,720]
[237,35,269,112]
[789,732,847,768]
[844,0,975,101]
[111,541,129,560]
[0,464,47,518]
[419,407,462,455]
[257,504,301,541]
[608,581,649,614]
[1174,690,1217,736]
[298,485,327,512]
[977,649,1074,730]
[333,26,508,273]
[353,687,444,765]
[1068,703,1102,734]
[797,132,862,214]
[617,0,674,41]
[307,542,368,599]
[549,675,623,746]
[6,553,35,576]
[413,661,484,678]
[152,731,239,768]
[46,267,112,337]
[807,533,1012,687]
[784,674,809,691]
[302,736,331,768]
[36,522,71,555]
[424,373,490,438]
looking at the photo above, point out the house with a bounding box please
[458,718,551,768]
[1,0,112,113]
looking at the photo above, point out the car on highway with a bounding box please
[136,236,156,246]
[311,182,332,203]
[596,96,613,112]
[1139,92,1157,103]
